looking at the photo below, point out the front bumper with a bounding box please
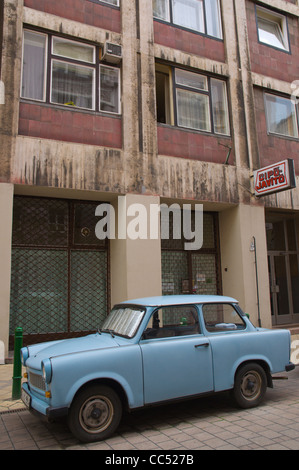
[21,383,68,420]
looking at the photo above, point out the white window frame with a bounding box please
[265,93,298,139]
[98,0,120,6]
[50,37,96,111]
[21,29,121,115]
[52,36,96,64]
[256,6,289,52]
[155,65,230,136]
[50,59,96,111]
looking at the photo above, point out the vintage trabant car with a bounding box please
[21,295,294,442]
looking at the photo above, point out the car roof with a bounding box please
[120,295,238,307]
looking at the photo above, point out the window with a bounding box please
[156,64,230,135]
[99,65,120,114]
[21,30,121,114]
[21,30,47,101]
[265,93,298,138]
[99,0,119,5]
[101,306,145,338]
[143,305,200,339]
[202,303,246,332]
[256,6,289,52]
[153,0,223,39]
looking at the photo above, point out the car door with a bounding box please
[139,305,214,405]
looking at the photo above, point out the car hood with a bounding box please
[25,333,119,370]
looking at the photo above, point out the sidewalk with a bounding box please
[0,364,25,413]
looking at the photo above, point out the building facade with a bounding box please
[0,0,299,357]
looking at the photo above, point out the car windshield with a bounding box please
[100,306,145,338]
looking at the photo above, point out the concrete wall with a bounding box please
[219,204,272,329]
[110,194,162,305]
[0,184,13,357]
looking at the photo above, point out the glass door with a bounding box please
[268,254,292,325]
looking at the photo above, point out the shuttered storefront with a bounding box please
[9,196,109,347]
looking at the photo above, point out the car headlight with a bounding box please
[20,347,29,366]
[41,359,52,384]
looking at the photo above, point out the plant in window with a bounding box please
[21,30,121,115]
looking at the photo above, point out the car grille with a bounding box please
[29,372,46,391]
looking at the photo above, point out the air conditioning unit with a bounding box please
[100,42,122,64]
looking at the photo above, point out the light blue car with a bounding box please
[20,295,295,442]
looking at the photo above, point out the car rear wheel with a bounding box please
[68,385,122,442]
[233,363,267,409]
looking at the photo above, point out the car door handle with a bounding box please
[194,343,209,348]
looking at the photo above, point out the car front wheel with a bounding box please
[233,363,267,409]
[68,385,122,442]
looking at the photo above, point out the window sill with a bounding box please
[153,18,223,42]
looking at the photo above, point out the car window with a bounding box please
[143,305,200,339]
[202,303,246,332]
[101,306,145,338]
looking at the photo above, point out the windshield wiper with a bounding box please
[98,328,115,338]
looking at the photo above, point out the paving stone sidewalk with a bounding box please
[0,364,299,450]
[0,364,25,414]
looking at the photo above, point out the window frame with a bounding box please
[21,28,121,116]
[96,0,120,6]
[264,92,299,139]
[256,5,290,53]
[155,64,230,136]
[202,303,247,333]
[143,304,201,339]
[153,0,223,40]
[99,64,121,114]
[50,59,97,111]
[21,30,48,103]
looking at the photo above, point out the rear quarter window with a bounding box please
[202,303,246,332]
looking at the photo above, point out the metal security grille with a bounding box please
[10,196,109,347]
[161,212,221,296]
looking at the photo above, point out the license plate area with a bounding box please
[21,388,31,409]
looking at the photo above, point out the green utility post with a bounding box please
[12,327,23,400]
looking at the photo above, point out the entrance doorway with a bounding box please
[266,214,299,326]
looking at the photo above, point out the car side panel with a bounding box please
[49,345,144,410]
[209,329,291,392]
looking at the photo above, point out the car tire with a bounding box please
[233,363,267,409]
[67,385,122,442]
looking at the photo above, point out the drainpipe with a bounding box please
[252,237,262,327]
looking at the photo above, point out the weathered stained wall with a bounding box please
[19,102,122,149]
[24,0,121,32]
[153,21,226,62]
[246,0,299,83]
[1,0,299,209]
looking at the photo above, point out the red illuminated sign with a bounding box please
[253,159,296,197]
